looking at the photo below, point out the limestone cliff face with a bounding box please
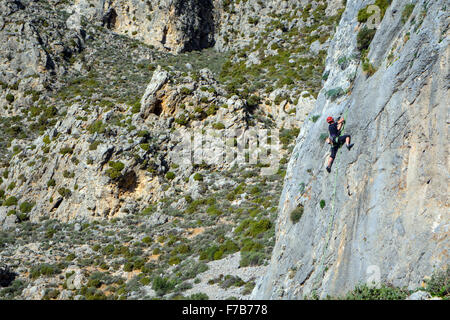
[252,0,449,299]
[67,0,215,53]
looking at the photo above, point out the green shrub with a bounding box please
[362,60,377,76]
[345,283,409,300]
[88,120,107,134]
[142,236,152,245]
[320,200,326,209]
[325,87,345,101]
[59,146,73,155]
[168,256,181,265]
[89,141,101,151]
[357,0,392,23]
[189,293,209,300]
[165,172,175,180]
[193,173,203,181]
[212,122,225,130]
[58,188,72,198]
[47,179,56,187]
[141,205,154,216]
[152,276,176,296]
[290,204,304,224]
[30,264,61,279]
[106,161,125,180]
[175,114,189,126]
[123,262,133,272]
[137,130,150,138]
[131,102,141,114]
[240,251,266,267]
[199,245,221,261]
[63,170,75,179]
[279,128,300,146]
[19,201,34,213]
[357,26,376,51]
[206,104,218,116]
[180,87,192,95]
[43,135,51,145]
[247,219,271,237]
[240,238,263,253]
[206,205,223,216]
[4,196,18,206]
[424,267,449,298]
[236,218,272,238]
[6,94,14,103]
[247,95,260,108]
[401,4,415,24]
[311,115,320,123]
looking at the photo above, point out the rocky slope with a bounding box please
[1,0,446,301]
[252,0,449,299]
[0,0,346,300]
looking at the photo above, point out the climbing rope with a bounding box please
[312,108,349,293]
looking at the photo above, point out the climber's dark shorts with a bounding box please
[330,135,350,159]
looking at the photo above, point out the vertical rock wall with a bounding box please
[252,0,449,299]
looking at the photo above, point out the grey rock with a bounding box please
[59,290,74,300]
[406,291,431,300]
[253,0,449,299]
[145,212,170,227]
[2,214,17,231]
[140,66,169,117]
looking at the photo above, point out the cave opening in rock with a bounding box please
[118,170,138,194]
[152,100,163,116]
[103,8,118,30]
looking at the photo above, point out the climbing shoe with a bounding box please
[326,166,331,173]
[347,143,354,151]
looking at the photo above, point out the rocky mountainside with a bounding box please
[0,0,447,301]
[0,0,348,300]
[252,0,449,299]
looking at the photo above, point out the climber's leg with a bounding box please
[327,146,338,173]
[339,135,354,150]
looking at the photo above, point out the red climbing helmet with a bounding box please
[326,116,334,123]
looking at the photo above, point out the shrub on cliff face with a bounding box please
[106,161,125,180]
[6,94,14,103]
[4,196,18,206]
[58,188,72,198]
[357,0,392,23]
[290,204,304,224]
[59,146,73,155]
[424,267,449,298]
[401,4,415,24]
[193,173,203,181]
[344,283,409,300]
[47,179,56,187]
[19,201,34,213]
[165,171,175,180]
[357,26,377,51]
[88,120,107,134]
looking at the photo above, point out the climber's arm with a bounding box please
[337,117,345,131]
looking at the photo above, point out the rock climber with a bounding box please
[325,116,354,173]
